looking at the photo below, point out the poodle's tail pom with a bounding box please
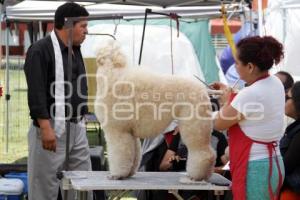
[96,40,127,68]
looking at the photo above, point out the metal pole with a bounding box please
[79,191,88,200]
[5,20,10,153]
[38,21,43,40]
[0,4,2,69]
[64,21,73,172]
[283,8,287,44]
[138,9,149,65]
[282,8,287,71]
[257,0,263,36]
[63,19,73,200]
[138,9,178,65]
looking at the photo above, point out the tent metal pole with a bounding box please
[283,8,287,45]
[63,19,73,200]
[0,4,2,69]
[38,21,43,40]
[172,0,204,7]
[281,4,300,9]
[257,0,263,36]
[5,20,10,153]
[249,7,253,33]
[138,8,149,65]
[126,0,158,7]
[138,9,180,65]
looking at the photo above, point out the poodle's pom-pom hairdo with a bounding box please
[96,40,127,68]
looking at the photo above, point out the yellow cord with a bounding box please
[221,3,237,60]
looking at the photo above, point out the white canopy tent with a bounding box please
[71,0,244,7]
[265,0,300,80]
[5,0,246,21]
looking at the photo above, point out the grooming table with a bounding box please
[62,171,231,200]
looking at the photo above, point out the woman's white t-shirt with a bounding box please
[230,75,285,160]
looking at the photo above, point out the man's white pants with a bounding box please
[28,120,92,200]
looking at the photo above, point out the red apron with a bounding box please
[228,75,283,200]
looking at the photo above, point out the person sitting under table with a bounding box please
[276,71,295,128]
[280,82,300,199]
[275,71,294,94]
[138,120,228,200]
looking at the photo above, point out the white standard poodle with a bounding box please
[94,41,216,180]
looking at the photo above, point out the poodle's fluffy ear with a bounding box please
[96,40,127,68]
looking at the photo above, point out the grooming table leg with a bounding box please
[214,190,224,200]
[77,191,88,200]
[169,190,184,200]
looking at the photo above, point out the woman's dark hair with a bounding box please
[276,71,294,92]
[236,36,284,71]
[54,2,89,30]
[291,81,300,119]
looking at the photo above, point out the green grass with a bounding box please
[0,64,30,163]
[0,65,105,162]
[0,62,105,163]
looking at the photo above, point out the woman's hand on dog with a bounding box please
[210,82,233,106]
[210,82,228,90]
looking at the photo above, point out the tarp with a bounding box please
[82,20,218,83]
[6,0,245,21]
[265,0,300,79]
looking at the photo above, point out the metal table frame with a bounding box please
[62,171,230,200]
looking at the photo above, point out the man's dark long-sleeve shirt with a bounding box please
[24,34,88,126]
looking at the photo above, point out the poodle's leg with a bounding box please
[128,138,141,177]
[104,130,137,179]
[179,120,216,181]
